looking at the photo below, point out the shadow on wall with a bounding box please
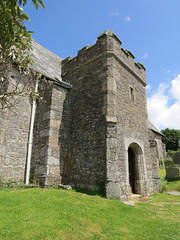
[74,184,106,197]
[30,79,52,185]
[59,92,73,185]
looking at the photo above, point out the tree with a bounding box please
[0,0,45,67]
[161,128,180,151]
[0,0,45,108]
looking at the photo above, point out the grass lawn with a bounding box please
[0,186,179,240]
[158,167,180,192]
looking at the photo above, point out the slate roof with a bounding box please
[148,121,162,135]
[30,41,62,81]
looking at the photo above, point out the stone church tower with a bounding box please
[0,31,161,200]
[61,30,161,200]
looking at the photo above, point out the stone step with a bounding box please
[129,194,141,200]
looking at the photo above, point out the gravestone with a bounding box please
[164,159,173,168]
[166,152,180,180]
[173,152,180,166]
[166,167,179,180]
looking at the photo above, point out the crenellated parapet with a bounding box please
[98,30,146,86]
[61,36,107,77]
[62,30,146,86]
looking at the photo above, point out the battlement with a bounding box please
[62,30,146,85]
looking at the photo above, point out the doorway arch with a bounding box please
[128,147,136,193]
[128,143,142,194]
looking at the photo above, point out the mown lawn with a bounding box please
[0,187,179,240]
[158,167,180,192]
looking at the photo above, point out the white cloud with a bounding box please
[147,74,180,130]
[125,15,131,22]
[110,9,120,17]
[146,84,151,91]
[163,68,172,74]
[170,74,180,101]
[166,69,171,74]
[141,52,148,60]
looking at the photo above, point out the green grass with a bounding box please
[0,188,179,240]
[158,167,167,179]
[158,167,180,192]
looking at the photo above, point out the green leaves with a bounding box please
[0,0,45,109]
[32,0,39,9]
[161,128,180,151]
[0,0,44,69]
[17,0,45,8]
[37,0,45,8]
[23,0,45,9]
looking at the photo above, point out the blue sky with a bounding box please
[24,0,180,130]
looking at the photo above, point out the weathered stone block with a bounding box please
[106,105,116,115]
[0,128,5,144]
[173,152,180,166]
[166,167,179,180]
[107,78,117,92]
[106,181,121,200]
[47,156,59,165]
[164,159,173,168]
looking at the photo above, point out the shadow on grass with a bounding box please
[74,187,106,198]
[165,178,180,182]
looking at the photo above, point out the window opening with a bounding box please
[130,87,135,102]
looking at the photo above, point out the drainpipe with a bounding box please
[25,74,41,185]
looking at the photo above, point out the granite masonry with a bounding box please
[0,31,164,200]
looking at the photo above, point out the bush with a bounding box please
[167,150,176,158]
[161,128,180,151]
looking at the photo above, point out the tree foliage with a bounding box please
[0,0,44,67]
[0,0,44,109]
[161,128,180,151]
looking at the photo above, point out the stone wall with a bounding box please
[0,67,34,183]
[0,64,70,186]
[148,129,162,192]
[61,35,108,191]
[102,31,153,199]
[31,79,70,186]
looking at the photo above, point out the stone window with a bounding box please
[129,86,135,102]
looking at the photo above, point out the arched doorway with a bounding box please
[128,147,136,193]
[128,143,143,194]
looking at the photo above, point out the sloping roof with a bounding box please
[148,121,162,135]
[30,41,62,81]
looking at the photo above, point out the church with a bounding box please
[0,31,166,200]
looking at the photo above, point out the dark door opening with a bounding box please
[128,147,136,193]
